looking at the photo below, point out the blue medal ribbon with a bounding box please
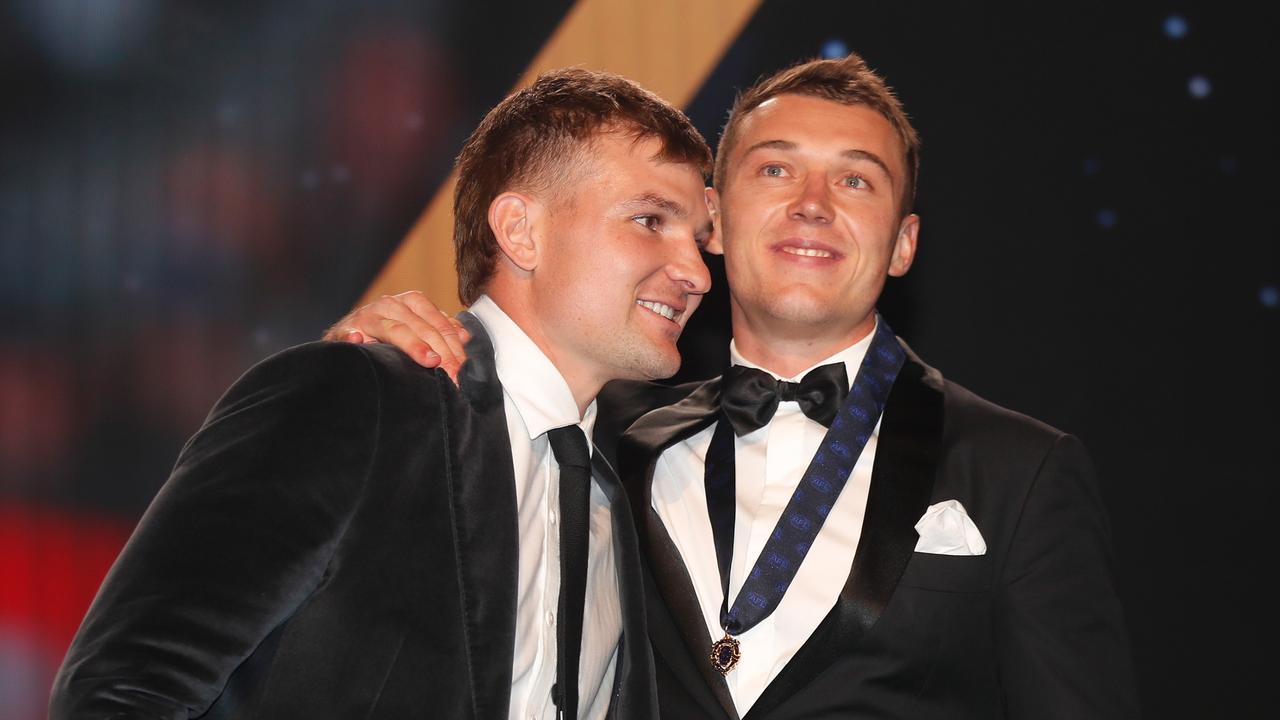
[704,317,905,673]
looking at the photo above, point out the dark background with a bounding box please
[1,1,1275,716]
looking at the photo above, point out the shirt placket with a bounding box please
[528,443,561,720]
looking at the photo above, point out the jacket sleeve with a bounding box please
[49,342,384,719]
[995,433,1141,719]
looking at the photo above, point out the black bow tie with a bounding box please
[720,362,849,436]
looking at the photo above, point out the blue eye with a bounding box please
[844,175,867,189]
[762,165,785,177]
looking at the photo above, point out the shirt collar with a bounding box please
[727,315,878,390]
[468,295,597,441]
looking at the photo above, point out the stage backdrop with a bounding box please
[1,1,1275,717]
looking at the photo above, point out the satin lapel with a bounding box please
[744,344,944,719]
[617,376,724,537]
[617,378,739,719]
[442,313,520,720]
[591,449,659,719]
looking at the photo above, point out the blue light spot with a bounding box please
[821,38,848,59]
[1163,15,1188,39]
[1083,156,1102,176]
[1261,285,1279,309]
[1188,74,1212,99]
[217,101,241,127]
[1219,156,1239,175]
[1096,209,1118,229]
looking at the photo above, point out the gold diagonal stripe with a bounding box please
[359,0,762,311]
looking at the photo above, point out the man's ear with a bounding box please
[888,212,920,277]
[488,191,543,271]
[704,186,725,256]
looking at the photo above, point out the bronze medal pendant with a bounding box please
[710,633,741,675]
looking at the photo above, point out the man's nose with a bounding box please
[788,173,833,224]
[668,237,712,295]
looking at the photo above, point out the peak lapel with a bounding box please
[744,345,944,719]
[617,378,739,719]
[616,376,724,533]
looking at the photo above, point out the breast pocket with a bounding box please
[897,552,991,594]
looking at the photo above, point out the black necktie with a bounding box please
[546,424,591,720]
[720,362,849,436]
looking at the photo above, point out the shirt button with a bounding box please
[549,509,557,525]
[546,611,555,627]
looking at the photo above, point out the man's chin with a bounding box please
[618,345,681,382]
[759,293,842,327]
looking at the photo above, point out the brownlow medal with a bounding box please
[710,633,741,675]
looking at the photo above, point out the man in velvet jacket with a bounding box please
[331,55,1139,719]
[50,69,718,719]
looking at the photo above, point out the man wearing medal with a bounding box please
[328,54,1139,719]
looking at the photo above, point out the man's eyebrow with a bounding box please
[743,140,896,185]
[742,139,796,156]
[841,148,895,182]
[623,193,689,219]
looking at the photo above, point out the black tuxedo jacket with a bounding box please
[607,344,1139,719]
[51,317,658,719]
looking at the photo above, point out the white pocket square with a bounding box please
[913,499,987,555]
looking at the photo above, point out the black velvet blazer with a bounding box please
[608,344,1140,720]
[51,317,658,719]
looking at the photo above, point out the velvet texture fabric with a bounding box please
[609,343,1140,720]
[51,316,658,719]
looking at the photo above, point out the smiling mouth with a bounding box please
[780,246,835,258]
[636,300,679,321]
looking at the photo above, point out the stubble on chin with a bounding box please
[743,282,836,328]
[613,334,681,382]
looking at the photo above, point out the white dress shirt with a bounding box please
[650,325,882,714]
[469,296,620,720]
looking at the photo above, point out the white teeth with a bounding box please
[637,300,677,320]
[782,246,834,258]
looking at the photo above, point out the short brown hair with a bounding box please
[714,54,921,216]
[452,68,712,305]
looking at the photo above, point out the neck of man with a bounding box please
[486,284,601,418]
[729,303,877,379]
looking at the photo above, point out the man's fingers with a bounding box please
[397,292,469,366]
[324,328,367,343]
[325,295,416,342]
[377,319,444,369]
[323,292,466,382]
[444,309,471,341]
[376,308,465,372]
